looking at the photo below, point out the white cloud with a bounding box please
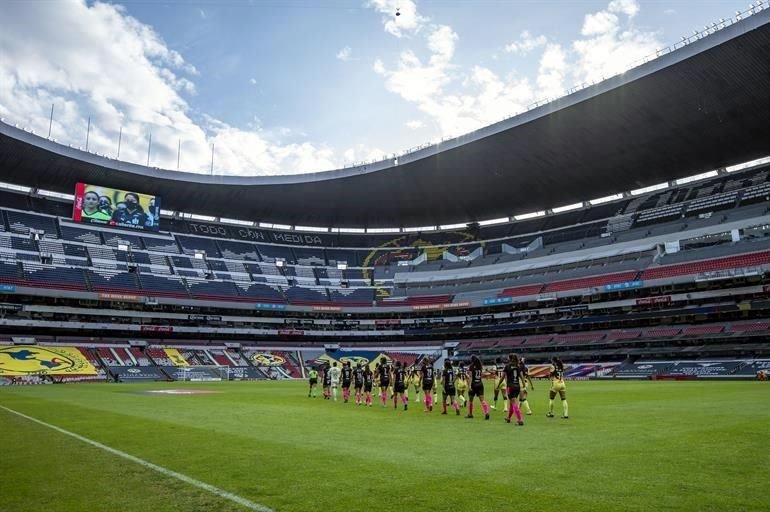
[0,0,344,176]
[371,0,661,138]
[367,0,426,37]
[336,46,352,62]
[537,44,567,99]
[249,77,257,85]
[405,120,423,130]
[342,144,386,164]
[573,0,660,84]
[505,30,547,55]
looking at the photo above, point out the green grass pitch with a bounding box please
[1,380,768,512]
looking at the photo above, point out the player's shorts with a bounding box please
[354,381,363,389]
[342,380,351,389]
[331,380,340,387]
[551,381,566,393]
[469,382,484,397]
[323,380,331,387]
[363,384,373,392]
[507,386,521,400]
[443,385,456,396]
[422,382,434,392]
[495,378,506,391]
[394,383,405,393]
[309,378,317,385]
[379,378,390,388]
[456,381,468,393]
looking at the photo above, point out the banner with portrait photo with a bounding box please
[73,182,161,232]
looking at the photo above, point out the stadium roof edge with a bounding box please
[1,7,770,227]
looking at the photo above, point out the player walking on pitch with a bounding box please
[441,359,460,415]
[500,354,524,426]
[546,357,569,419]
[466,355,490,420]
[329,362,341,401]
[392,361,409,410]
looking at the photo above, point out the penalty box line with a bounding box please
[0,405,273,512]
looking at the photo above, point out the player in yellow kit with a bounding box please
[546,357,568,419]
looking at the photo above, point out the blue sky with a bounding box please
[0,0,757,175]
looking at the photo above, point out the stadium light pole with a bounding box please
[210,143,214,175]
[147,133,152,166]
[116,126,122,159]
[47,104,54,139]
[85,116,91,152]
[177,139,181,170]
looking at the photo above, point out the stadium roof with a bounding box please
[2,10,770,228]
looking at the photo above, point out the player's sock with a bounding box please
[481,400,489,415]
[453,400,459,412]
[394,395,398,408]
[493,390,499,409]
[468,401,474,416]
[521,399,532,415]
[548,399,554,414]
[507,406,515,421]
[333,388,338,400]
[381,391,387,405]
[402,394,408,405]
[512,403,522,422]
[366,392,371,405]
[442,401,447,414]
[416,392,421,403]
[562,400,569,417]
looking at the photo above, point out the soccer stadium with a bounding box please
[1,1,770,511]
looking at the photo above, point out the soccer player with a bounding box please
[455,361,469,407]
[546,357,569,419]
[420,358,436,412]
[491,357,507,412]
[409,364,422,403]
[353,363,365,405]
[518,357,534,415]
[377,357,391,407]
[363,365,374,407]
[329,362,341,401]
[341,361,353,403]
[308,367,319,398]
[499,354,524,426]
[392,361,409,411]
[441,359,460,416]
[322,365,332,400]
[466,355,490,420]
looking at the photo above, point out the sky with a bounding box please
[0,0,757,176]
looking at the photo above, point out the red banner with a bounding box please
[411,301,471,311]
[140,325,173,333]
[98,293,140,302]
[312,305,342,312]
[636,295,672,306]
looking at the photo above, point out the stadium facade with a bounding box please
[1,7,770,383]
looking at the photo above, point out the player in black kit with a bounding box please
[441,359,460,415]
[377,358,391,407]
[466,355,490,420]
[499,354,524,426]
[363,365,374,407]
[353,363,365,405]
[341,361,353,403]
[392,361,409,411]
[420,358,436,412]
[322,365,332,400]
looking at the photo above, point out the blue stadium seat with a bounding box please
[176,235,222,257]
[5,211,59,237]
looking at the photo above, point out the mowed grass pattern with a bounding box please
[1,380,768,512]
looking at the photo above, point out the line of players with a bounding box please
[307,355,569,423]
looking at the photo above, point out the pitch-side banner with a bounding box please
[73,182,161,231]
[0,346,97,376]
